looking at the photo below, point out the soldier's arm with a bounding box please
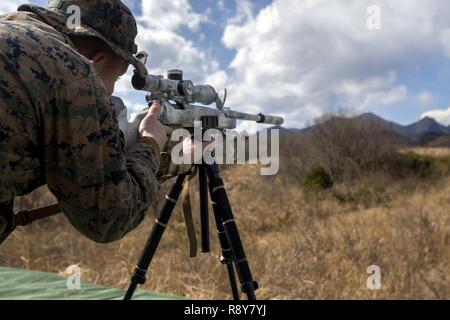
[40,73,161,243]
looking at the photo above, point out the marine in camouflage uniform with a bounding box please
[0,0,167,243]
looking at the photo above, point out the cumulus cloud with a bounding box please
[7,0,450,130]
[115,0,227,114]
[204,70,228,90]
[135,0,211,78]
[226,0,254,25]
[135,27,211,80]
[139,0,207,32]
[0,1,18,14]
[222,0,450,128]
[418,91,432,105]
[440,29,450,58]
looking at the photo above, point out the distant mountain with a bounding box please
[404,117,450,138]
[355,112,405,135]
[265,126,302,134]
[292,113,450,142]
[427,133,450,147]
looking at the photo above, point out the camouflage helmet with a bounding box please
[18,0,147,75]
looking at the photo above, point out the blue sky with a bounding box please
[3,0,450,129]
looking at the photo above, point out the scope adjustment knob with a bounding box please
[180,80,194,96]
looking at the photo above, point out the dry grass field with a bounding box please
[1,116,450,299]
[401,147,450,157]
[1,151,449,299]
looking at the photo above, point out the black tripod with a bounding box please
[123,161,258,300]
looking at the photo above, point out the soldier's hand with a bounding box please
[139,100,173,150]
[182,137,213,164]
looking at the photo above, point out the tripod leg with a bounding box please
[124,174,187,300]
[225,263,240,300]
[205,163,258,301]
[207,176,240,300]
[199,165,210,252]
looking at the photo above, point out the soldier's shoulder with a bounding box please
[0,12,95,98]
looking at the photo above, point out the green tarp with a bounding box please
[0,267,184,300]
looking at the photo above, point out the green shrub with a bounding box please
[332,186,391,209]
[389,152,438,179]
[303,164,334,192]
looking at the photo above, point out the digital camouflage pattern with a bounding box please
[0,9,162,243]
[17,0,147,75]
[111,96,194,180]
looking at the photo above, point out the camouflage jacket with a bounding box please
[0,11,162,243]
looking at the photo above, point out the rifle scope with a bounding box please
[132,70,217,105]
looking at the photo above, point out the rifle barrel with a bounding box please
[223,110,284,126]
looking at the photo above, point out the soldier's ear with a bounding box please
[91,51,107,65]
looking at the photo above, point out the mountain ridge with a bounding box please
[280,113,450,141]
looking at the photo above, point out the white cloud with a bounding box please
[204,70,228,90]
[135,26,210,79]
[418,91,432,105]
[222,0,450,128]
[440,29,450,58]
[115,0,228,113]
[362,85,408,107]
[131,1,228,82]
[139,0,207,32]
[217,0,226,12]
[422,107,450,126]
[114,67,133,95]
[227,0,254,25]
[0,1,17,14]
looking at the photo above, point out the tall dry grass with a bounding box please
[1,114,449,299]
[0,161,449,299]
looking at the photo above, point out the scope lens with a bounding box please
[131,74,147,90]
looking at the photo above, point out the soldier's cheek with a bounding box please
[108,83,115,96]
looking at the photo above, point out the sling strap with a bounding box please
[0,203,61,245]
[181,166,198,258]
